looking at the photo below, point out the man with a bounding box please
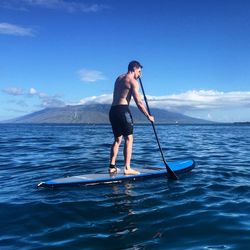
[109,60,155,175]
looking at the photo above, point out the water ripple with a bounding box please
[0,124,249,249]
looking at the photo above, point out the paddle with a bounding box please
[138,77,179,180]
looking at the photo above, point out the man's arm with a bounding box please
[131,79,154,122]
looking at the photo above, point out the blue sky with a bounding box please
[1,0,250,122]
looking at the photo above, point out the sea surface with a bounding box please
[0,124,249,250]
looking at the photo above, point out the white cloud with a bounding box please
[78,94,112,105]
[0,0,108,13]
[3,86,250,121]
[78,69,107,82]
[2,87,24,95]
[28,87,48,98]
[29,87,37,95]
[28,88,64,107]
[146,90,250,112]
[75,90,250,111]
[40,95,65,108]
[2,86,65,108]
[74,90,250,122]
[0,22,34,36]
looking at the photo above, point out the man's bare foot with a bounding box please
[109,164,119,174]
[124,167,140,175]
[109,168,117,174]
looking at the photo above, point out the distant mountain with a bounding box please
[5,104,212,124]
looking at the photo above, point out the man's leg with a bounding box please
[123,134,140,175]
[109,136,122,173]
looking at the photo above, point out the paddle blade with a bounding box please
[165,163,179,180]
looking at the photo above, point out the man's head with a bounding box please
[128,60,143,79]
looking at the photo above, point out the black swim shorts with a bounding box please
[109,105,134,137]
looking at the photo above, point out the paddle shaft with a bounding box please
[138,77,178,180]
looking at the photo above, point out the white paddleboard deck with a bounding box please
[38,159,195,188]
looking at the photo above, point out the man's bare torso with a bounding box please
[112,74,133,106]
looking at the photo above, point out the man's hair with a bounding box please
[128,60,143,72]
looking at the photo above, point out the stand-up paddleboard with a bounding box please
[37,159,195,188]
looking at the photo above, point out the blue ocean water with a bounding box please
[0,124,249,250]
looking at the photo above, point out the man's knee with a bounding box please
[124,134,133,143]
[114,136,122,145]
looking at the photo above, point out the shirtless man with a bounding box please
[109,60,155,175]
